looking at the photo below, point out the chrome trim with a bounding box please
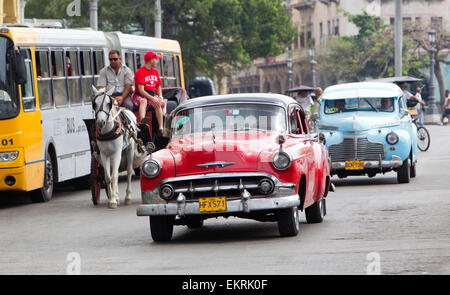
[25,159,45,165]
[331,155,403,170]
[328,136,386,162]
[196,161,235,168]
[159,172,295,191]
[137,194,300,216]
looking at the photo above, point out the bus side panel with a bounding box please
[41,105,92,183]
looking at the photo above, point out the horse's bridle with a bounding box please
[93,92,112,121]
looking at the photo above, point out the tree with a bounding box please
[407,22,450,106]
[317,11,427,86]
[25,0,297,83]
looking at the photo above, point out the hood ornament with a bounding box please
[196,161,235,168]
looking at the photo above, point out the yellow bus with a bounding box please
[0,26,184,202]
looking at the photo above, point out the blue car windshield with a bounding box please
[324,97,395,114]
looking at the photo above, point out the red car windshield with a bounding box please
[172,103,287,137]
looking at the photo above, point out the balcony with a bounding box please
[291,0,316,10]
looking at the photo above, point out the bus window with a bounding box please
[125,51,135,72]
[66,50,82,105]
[36,50,52,108]
[136,52,144,69]
[21,49,36,111]
[93,50,104,88]
[163,53,176,87]
[80,50,93,102]
[51,50,68,107]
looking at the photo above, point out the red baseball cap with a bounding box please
[144,51,161,61]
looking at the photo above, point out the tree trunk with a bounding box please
[434,59,445,107]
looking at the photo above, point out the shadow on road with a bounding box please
[150,220,313,245]
[332,175,399,187]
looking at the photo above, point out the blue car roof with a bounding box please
[322,82,404,100]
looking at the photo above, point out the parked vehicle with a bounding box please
[137,93,333,241]
[317,82,418,183]
[187,76,216,98]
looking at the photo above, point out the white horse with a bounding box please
[91,86,145,209]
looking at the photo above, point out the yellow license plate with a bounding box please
[345,160,364,170]
[198,197,227,212]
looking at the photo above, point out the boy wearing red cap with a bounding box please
[133,51,166,135]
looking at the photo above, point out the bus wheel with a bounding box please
[31,151,54,203]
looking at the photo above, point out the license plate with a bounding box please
[198,197,227,212]
[345,160,364,170]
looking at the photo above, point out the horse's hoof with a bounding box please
[108,202,118,209]
[125,199,132,205]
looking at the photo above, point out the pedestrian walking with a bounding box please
[415,88,425,125]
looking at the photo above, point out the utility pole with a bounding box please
[394,0,402,76]
[89,0,98,31]
[20,0,28,24]
[155,0,162,38]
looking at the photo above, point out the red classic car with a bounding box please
[137,94,333,241]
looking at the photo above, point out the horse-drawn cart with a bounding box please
[84,87,188,206]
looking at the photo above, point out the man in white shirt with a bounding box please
[415,88,425,125]
[295,90,314,115]
[98,50,134,110]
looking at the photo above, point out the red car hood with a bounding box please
[167,132,281,176]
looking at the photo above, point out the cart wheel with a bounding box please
[90,157,101,205]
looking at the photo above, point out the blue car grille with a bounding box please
[328,137,385,162]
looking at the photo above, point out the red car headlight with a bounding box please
[272,151,292,170]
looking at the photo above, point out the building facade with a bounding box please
[227,0,449,95]
[0,0,20,24]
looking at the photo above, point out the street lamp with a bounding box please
[286,57,293,90]
[425,28,440,123]
[309,46,317,88]
[168,17,179,39]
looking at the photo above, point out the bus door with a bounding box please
[20,48,44,191]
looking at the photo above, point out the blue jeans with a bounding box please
[417,105,424,125]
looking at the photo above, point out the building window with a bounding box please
[431,17,443,27]
[319,22,323,40]
[334,19,339,36]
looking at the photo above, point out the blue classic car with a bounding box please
[317,82,418,183]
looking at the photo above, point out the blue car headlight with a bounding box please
[386,132,399,145]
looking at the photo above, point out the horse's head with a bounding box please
[91,86,115,130]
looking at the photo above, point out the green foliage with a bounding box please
[25,0,297,80]
[319,10,427,85]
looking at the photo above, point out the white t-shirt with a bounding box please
[414,92,423,110]
[445,97,450,110]
[295,94,314,113]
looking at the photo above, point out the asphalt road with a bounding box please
[0,125,449,275]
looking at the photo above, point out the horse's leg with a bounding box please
[125,141,135,205]
[110,150,122,207]
[101,153,117,209]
